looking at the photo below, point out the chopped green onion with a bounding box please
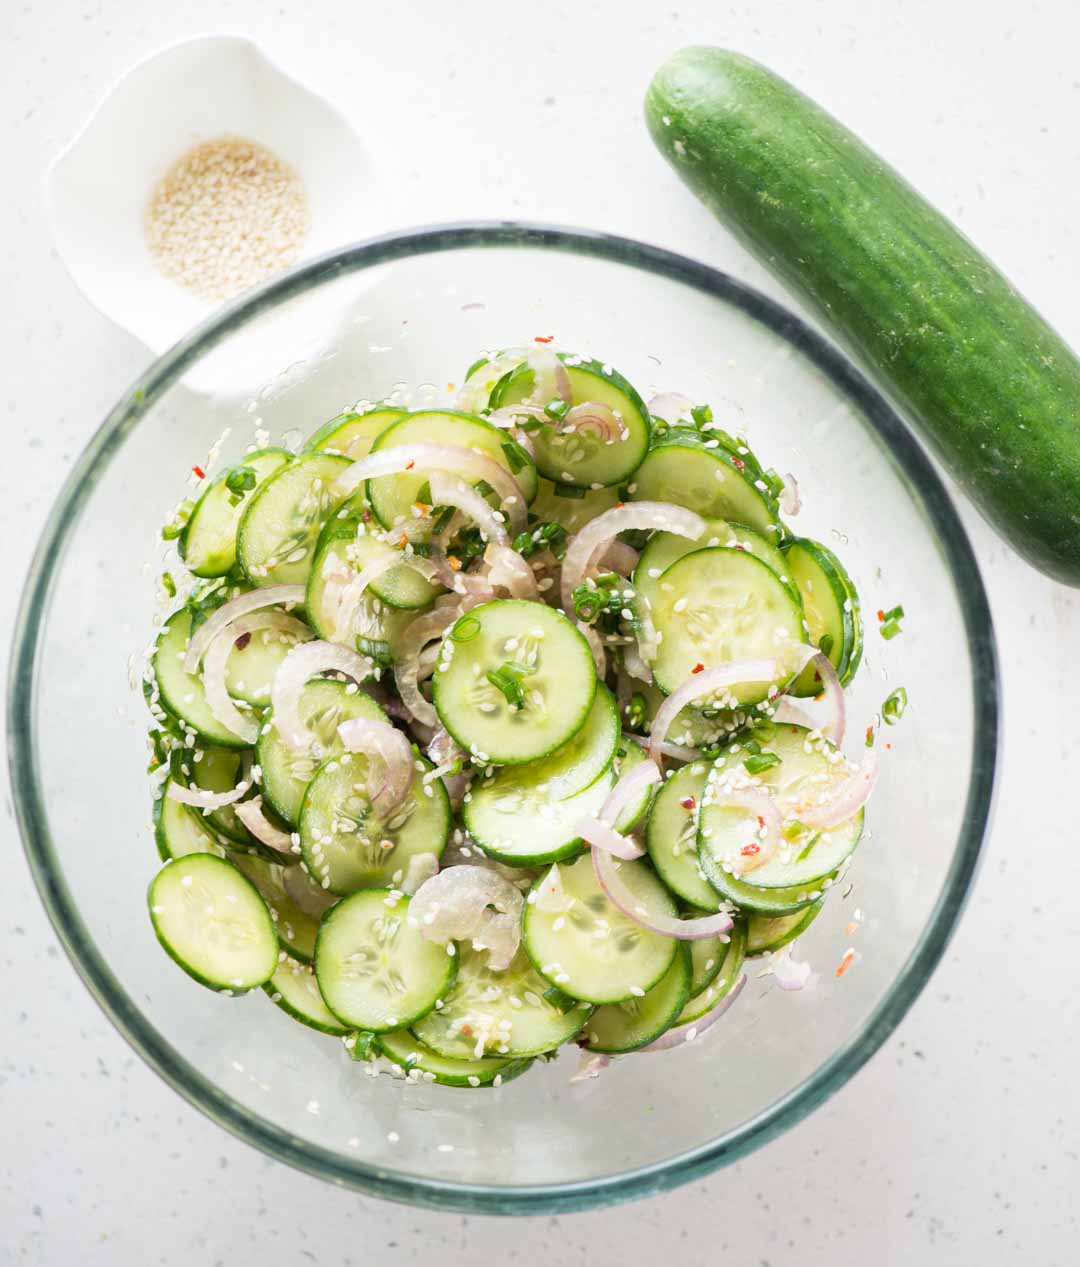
[690,403,713,427]
[744,751,780,776]
[161,571,177,599]
[486,662,527,708]
[356,636,393,667]
[431,504,455,535]
[553,481,586,499]
[500,439,530,473]
[542,985,579,1013]
[450,615,481,643]
[626,692,647,732]
[161,499,194,541]
[225,465,257,496]
[473,479,494,498]
[880,619,902,641]
[882,604,905,622]
[817,633,835,659]
[882,686,908,725]
[544,398,570,421]
[795,833,821,862]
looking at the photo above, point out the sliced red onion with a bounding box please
[811,651,845,746]
[183,584,306,673]
[168,753,253,810]
[597,540,639,576]
[622,639,655,684]
[569,1051,612,1084]
[408,865,523,971]
[532,863,572,914]
[601,759,662,826]
[483,543,539,599]
[332,443,526,534]
[270,640,374,752]
[561,502,706,612]
[779,473,801,517]
[649,657,778,768]
[795,745,879,831]
[429,470,509,546]
[576,816,645,860]
[591,848,733,940]
[525,345,572,409]
[771,698,818,730]
[234,797,294,856]
[337,716,414,818]
[562,402,621,443]
[700,787,783,877]
[576,621,607,677]
[401,852,440,896]
[202,611,311,743]
[488,402,549,429]
[646,391,693,422]
[765,945,812,992]
[334,549,444,642]
[393,607,460,728]
[640,973,747,1052]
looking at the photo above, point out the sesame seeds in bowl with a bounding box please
[47,35,385,392]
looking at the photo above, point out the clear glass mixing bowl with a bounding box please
[8,224,998,1213]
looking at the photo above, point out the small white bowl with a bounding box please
[48,34,383,377]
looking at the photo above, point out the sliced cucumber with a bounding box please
[631,429,780,536]
[237,452,349,587]
[745,898,825,957]
[376,1028,532,1087]
[699,861,828,916]
[265,955,349,1034]
[299,750,450,895]
[464,767,613,867]
[315,501,444,611]
[367,410,538,530]
[257,679,388,826]
[233,855,329,962]
[148,854,277,993]
[152,608,252,749]
[783,538,862,692]
[224,619,311,706]
[529,479,620,534]
[699,724,863,889]
[581,943,692,1053]
[650,548,806,704]
[490,355,651,489]
[645,761,725,911]
[432,599,597,765]
[411,945,591,1059]
[179,448,291,578]
[636,680,748,752]
[154,775,228,861]
[611,737,655,833]
[305,529,422,652]
[522,854,678,1004]
[687,920,729,994]
[315,889,455,1031]
[304,406,405,459]
[674,920,747,1024]
[192,746,254,844]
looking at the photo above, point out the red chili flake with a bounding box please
[679,796,696,811]
[844,920,860,937]
[460,1023,473,1037]
[615,501,625,508]
[234,632,252,651]
[740,842,760,857]
[533,335,554,344]
[412,502,432,518]
[398,533,409,548]
[885,742,892,751]
[835,949,857,979]
[361,509,372,523]
[876,609,885,622]
[405,460,415,470]
[448,555,462,572]
[731,456,746,472]
[691,662,705,674]
[192,465,206,479]
[756,815,765,829]
[865,725,874,746]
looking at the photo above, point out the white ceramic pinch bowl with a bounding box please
[48,34,384,367]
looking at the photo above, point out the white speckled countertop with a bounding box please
[4,1,1080,1261]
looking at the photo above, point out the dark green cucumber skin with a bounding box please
[646,48,1080,585]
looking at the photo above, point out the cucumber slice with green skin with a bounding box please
[611,737,655,833]
[700,724,864,890]
[634,680,748,752]
[299,750,450,896]
[783,539,861,694]
[432,599,597,766]
[179,449,292,578]
[148,854,278,993]
[237,452,350,587]
[489,355,651,489]
[651,548,807,704]
[257,679,389,826]
[645,761,724,910]
[305,531,422,652]
[376,1028,532,1087]
[745,898,825,957]
[304,407,405,459]
[154,775,229,861]
[224,619,311,706]
[464,767,613,867]
[192,747,254,844]
[529,479,620,535]
[631,429,780,537]
[315,889,456,1032]
[686,919,729,994]
[233,856,329,962]
[315,500,444,611]
[581,943,692,1053]
[152,608,252,749]
[674,920,747,1024]
[366,410,538,530]
[411,945,592,1060]
[700,859,830,916]
[522,853,678,1004]
[265,955,349,1034]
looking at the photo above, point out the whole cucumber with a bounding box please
[646,47,1080,585]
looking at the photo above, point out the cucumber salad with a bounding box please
[143,344,881,1089]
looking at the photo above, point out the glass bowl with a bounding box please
[8,223,998,1213]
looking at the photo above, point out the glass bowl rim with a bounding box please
[7,221,999,1215]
